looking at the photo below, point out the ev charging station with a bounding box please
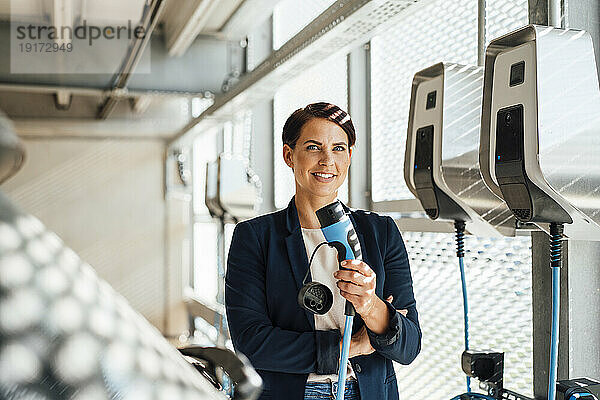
[479,24,600,399]
[205,154,262,347]
[479,25,600,398]
[405,24,600,400]
[405,62,519,399]
[404,62,517,237]
[205,154,262,223]
[480,25,600,240]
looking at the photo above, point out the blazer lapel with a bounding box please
[285,197,316,329]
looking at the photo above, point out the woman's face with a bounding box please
[283,118,352,201]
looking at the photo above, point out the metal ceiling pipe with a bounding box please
[478,0,486,66]
[548,0,563,27]
[166,0,221,57]
[0,83,211,100]
[97,0,168,119]
[220,0,281,40]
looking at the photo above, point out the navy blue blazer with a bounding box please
[225,197,421,400]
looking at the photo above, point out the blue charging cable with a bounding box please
[451,222,566,400]
[459,256,470,392]
[569,394,597,399]
[337,315,353,399]
[455,221,471,393]
[548,223,564,400]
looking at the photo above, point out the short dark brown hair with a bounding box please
[282,102,356,149]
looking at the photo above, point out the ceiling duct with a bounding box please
[164,0,244,56]
[97,0,168,119]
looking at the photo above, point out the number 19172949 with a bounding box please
[18,42,73,52]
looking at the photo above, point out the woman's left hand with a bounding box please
[333,260,378,317]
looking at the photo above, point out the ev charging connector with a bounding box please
[315,201,363,400]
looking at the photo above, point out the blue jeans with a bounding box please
[304,379,361,400]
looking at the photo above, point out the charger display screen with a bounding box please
[414,125,434,187]
[495,104,524,163]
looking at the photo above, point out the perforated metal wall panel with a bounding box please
[273,56,349,209]
[370,0,529,202]
[370,0,478,202]
[485,0,529,46]
[396,230,533,398]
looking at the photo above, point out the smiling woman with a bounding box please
[225,102,421,400]
[282,103,355,228]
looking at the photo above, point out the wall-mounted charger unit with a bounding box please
[405,62,516,236]
[205,154,261,221]
[479,25,600,239]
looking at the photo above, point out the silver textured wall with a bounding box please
[2,138,167,330]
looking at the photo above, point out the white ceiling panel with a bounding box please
[82,0,147,25]
[3,0,147,25]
